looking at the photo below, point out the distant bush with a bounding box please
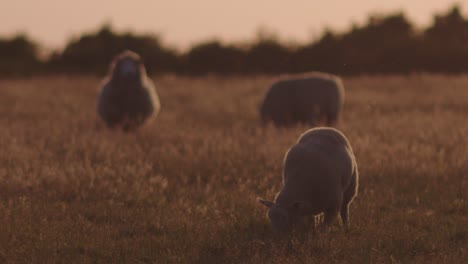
[47,24,180,75]
[182,41,245,75]
[340,13,418,74]
[292,31,344,74]
[0,35,40,76]
[2,5,468,76]
[244,39,293,74]
[417,6,468,73]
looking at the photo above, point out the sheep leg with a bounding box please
[276,112,292,126]
[322,209,339,227]
[308,115,317,127]
[340,204,349,229]
[326,112,338,127]
[309,105,321,126]
[341,170,358,229]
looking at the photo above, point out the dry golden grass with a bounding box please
[0,74,467,263]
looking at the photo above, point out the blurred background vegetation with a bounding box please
[1,5,468,77]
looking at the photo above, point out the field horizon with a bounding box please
[0,74,467,263]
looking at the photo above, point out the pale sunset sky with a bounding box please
[1,0,465,50]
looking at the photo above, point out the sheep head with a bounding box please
[110,50,146,81]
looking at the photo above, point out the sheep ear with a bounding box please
[257,198,275,208]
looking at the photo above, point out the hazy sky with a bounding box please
[1,0,465,50]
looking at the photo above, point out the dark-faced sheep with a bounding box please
[258,127,358,233]
[97,50,161,131]
[260,72,344,127]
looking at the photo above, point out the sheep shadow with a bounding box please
[192,215,339,263]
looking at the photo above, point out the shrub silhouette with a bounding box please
[292,30,343,73]
[0,35,40,76]
[2,5,468,76]
[183,41,245,75]
[48,24,179,75]
[418,6,468,72]
[338,13,417,74]
[244,39,292,74]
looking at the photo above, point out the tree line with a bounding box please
[1,6,468,76]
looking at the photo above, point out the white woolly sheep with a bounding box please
[260,72,344,127]
[97,50,161,131]
[258,127,358,232]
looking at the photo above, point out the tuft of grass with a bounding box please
[0,74,467,263]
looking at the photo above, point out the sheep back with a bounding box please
[260,72,344,127]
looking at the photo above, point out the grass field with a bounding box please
[0,74,467,263]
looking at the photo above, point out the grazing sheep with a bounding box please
[258,127,358,233]
[97,50,160,131]
[259,72,344,127]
